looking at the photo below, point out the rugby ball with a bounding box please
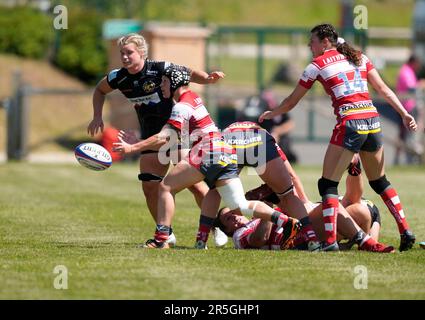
[74,143,112,171]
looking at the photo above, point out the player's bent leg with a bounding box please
[157,160,205,226]
[344,203,372,235]
[216,178,301,237]
[257,157,319,248]
[309,203,394,253]
[144,160,206,249]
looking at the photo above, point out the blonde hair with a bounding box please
[117,33,148,59]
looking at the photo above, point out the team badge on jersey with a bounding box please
[143,80,156,93]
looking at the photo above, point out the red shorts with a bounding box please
[330,116,383,152]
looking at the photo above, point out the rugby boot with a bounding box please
[399,230,416,252]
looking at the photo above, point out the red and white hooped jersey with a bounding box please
[233,219,284,250]
[299,49,379,122]
[167,90,218,147]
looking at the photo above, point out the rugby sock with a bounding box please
[196,215,215,243]
[271,211,289,229]
[352,230,369,246]
[154,224,170,243]
[322,196,339,245]
[380,187,410,234]
[299,216,318,241]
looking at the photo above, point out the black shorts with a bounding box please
[200,162,239,189]
[225,130,287,168]
[361,198,381,227]
[331,116,383,153]
[189,137,239,189]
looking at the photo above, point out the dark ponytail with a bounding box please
[311,23,362,66]
[336,42,362,67]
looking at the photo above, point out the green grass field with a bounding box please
[0,162,424,299]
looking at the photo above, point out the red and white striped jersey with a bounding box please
[299,49,379,122]
[167,90,219,146]
[233,219,284,250]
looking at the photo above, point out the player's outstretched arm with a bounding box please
[113,125,178,154]
[190,70,226,84]
[88,77,114,136]
[259,84,308,123]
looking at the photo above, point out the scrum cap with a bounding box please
[164,66,190,91]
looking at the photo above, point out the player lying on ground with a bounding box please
[234,155,391,252]
[193,121,319,250]
[113,66,300,249]
[215,202,393,253]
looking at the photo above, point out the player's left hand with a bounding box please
[112,140,133,154]
[113,131,139,154]
[258,111,274,123]
[207,71,225,83]
[403,114,418,131]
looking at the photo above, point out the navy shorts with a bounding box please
[188,137,239,189]
[331,116,383,153]
[224,130,287,168]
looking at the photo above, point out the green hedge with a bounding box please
[0,6,53,58]
[53,7,107,84]
[0,6,107,84]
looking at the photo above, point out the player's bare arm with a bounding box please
[88,77,114,136]
[259,84,309,122]
[113,124,179,154]
[190,70,226,84]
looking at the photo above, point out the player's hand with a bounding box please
[258,111,274,123]
[112,139,134,154]
[207,71,225,83]
[403,113,417,131]
[118,130,140,144]
[87,117,104,136]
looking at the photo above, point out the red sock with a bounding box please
[380,188,409,234]
[196,224,212,243]
[154,230,169,243]
[301,224,318,242]
[322,197,339,244]
[272,212,289,229]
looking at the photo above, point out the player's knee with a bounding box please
[317,177,339,197]
[187,183,207,198]
[369,175,390,195]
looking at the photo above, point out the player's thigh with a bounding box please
[359,146,385,181]
[322,143,355,181]
[139,152,170,176]
[345,203,371,234]
[162,160,205,193]
[257,156,292,192]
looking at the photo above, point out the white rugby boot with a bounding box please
[213,227,228,248]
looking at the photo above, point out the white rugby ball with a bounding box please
[75,143,112,171]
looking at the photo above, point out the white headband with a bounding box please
[337,37,345,45]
